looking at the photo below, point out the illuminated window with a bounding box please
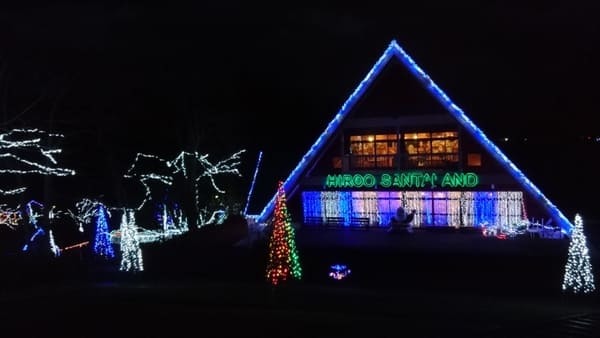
[349,134,398,169]
[404,131,459,168]
[467,153,482,167]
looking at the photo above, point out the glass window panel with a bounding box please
[447,139,458,152]
[432,140,445,153]
[405,132,431,140]
[405,140,419,154]
[376,142,388,154]
[432,131,458,139]
[417,140,431,153]
[467,153,481,166]
[388,142,397,154]
[363,142,375,154]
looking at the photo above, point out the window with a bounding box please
[332,156,342,169]
[404,131,459,168]
[349,134,398,169]
[348,131,459,169]
[467,153,481,167]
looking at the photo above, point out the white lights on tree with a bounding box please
[155,203,188,238]
[66,198,106,233]
[0,205,22,230]
[124,149,245,227]
[49,230,61,257]
[562,214,596,294]
[123,153,174,210]
[21,200,47,252]
[0,128,76,195]
[119,210,144,272]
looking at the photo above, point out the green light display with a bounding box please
[324,172,479,189]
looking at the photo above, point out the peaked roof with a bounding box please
[256,40,573,233]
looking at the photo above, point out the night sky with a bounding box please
[1,1,599,213]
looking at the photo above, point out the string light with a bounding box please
[243,150,263,216]
[256,41,572,235]
[62,241,89,251]
[301,190,524,228]
[93,204,115,259]
[49,230,61,257]
[119,210,144,272]
[0,206,22,230]
[21,200,45,252]
[155,202,189,236]
[66,198,106,233]
[329,264,351,280]
[562,214,596,294]
[266,181,302,285]
[0,128,75,195]
[124,150,245,226]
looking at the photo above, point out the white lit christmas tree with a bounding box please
[119,210,144,272]
[562,214,596,294]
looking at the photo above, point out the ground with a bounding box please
[1,225,599,337]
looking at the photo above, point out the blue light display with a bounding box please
[329,264,351,280]
[93,204,115,259]
[474,192,496,226]
[301,190,522,228]
[257,40,573,234]
[244,151,263,216]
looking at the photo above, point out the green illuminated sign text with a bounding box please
[324,172,479,189]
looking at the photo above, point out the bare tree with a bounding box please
[123,149,246,228]
[0,128,76,196]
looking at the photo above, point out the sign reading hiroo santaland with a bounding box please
[324,172,479,189]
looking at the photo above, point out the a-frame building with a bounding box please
[256,40,572,234]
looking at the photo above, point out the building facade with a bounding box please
[257,40,572,233]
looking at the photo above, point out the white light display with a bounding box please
[26,200,43,226]
[49,230,61,257]
[257,40,573,235]
[156,203,189,236]
[21,200,49,252]
[124,149,245,226]
[562,214,596,294]
[119,210,144,272]
[0,128,75,195]
[329,264,351,280]
[0,205,22,230]
[66,198,106,233]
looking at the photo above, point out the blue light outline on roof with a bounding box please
[257,40,573,234]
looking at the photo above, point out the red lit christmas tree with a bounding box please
[266,181,302,285]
